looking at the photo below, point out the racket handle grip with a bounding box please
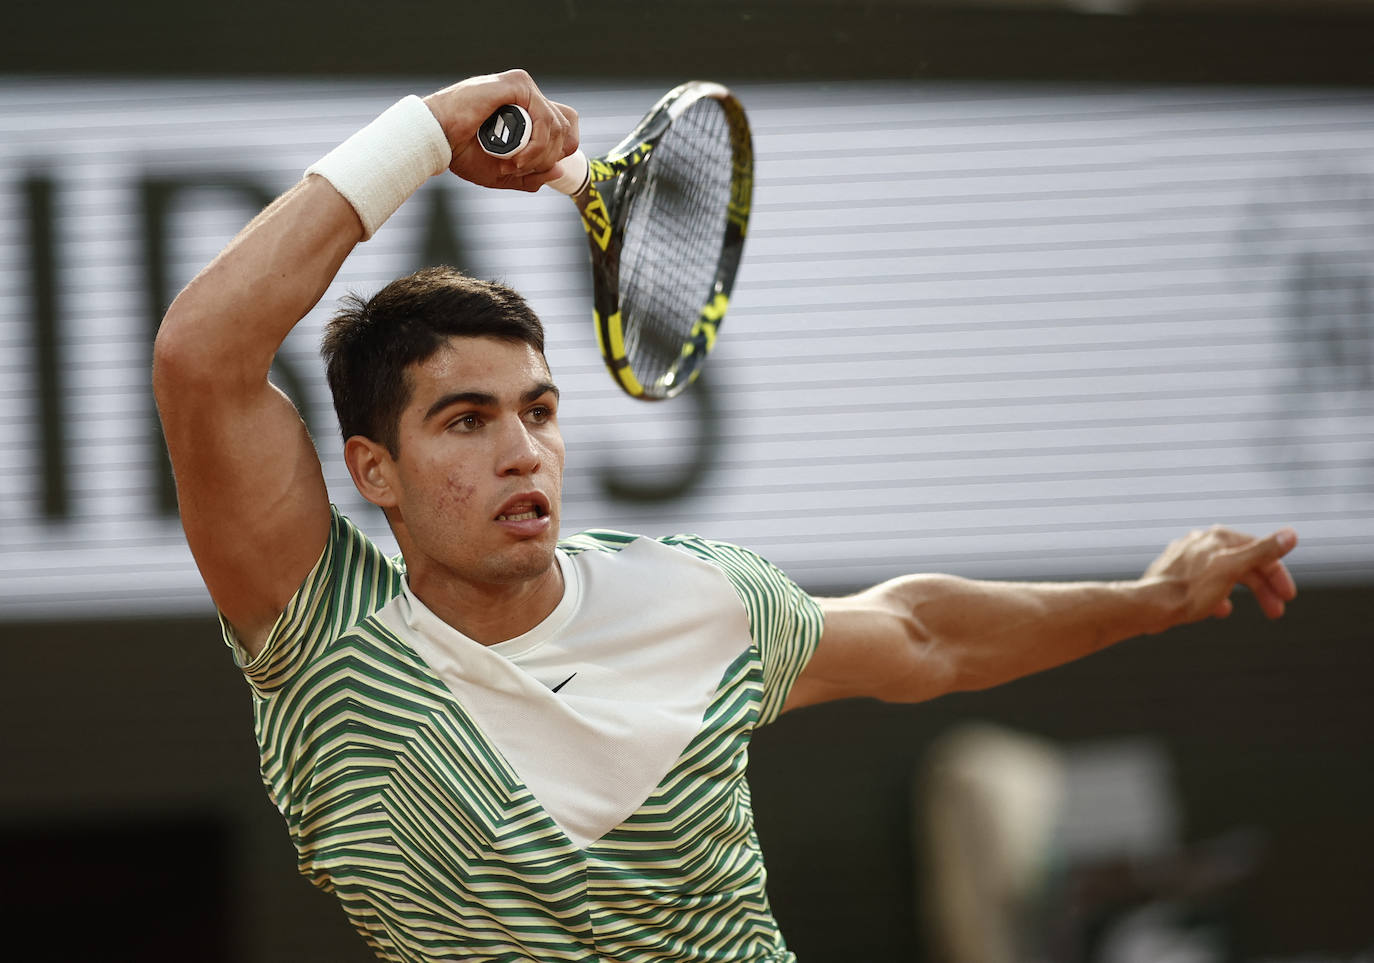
[478,105,590,195]
[543,150,590,196]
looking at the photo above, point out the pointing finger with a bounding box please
[1264,526,1298,559]
[1227,526,1297,574]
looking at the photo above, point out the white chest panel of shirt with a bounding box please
[373,536,753,850]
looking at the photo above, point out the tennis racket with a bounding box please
[478,82,753,400]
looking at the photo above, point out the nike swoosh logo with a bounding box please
[551,672,577,694]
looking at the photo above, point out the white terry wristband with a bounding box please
[305,94,453,240]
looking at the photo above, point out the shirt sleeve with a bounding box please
[661,535,824,726]
[219,507,405,698]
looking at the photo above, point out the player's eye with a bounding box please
[527,405,553,424]
[449,413,483,432]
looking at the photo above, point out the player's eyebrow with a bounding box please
[523,382,560,405]
[423,391,497,423]
[422,382,559,424]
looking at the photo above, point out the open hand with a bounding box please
[1144,525,1298,624]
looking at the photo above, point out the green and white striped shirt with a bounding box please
[225,508,823,962]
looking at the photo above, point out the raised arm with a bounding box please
[152,70,577,656]
[783,525,1298,712]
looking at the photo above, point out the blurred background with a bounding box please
[2,0,1372,959]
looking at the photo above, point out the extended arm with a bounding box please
[152,70,577,656]
[783,525,1298,712]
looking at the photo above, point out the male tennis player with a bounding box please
[153,70,1298,963]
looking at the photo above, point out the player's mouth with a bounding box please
[494,492,551,527]
[496,506,545,522]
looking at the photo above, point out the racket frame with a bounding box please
[570,81,753,400]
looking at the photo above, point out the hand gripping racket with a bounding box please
[479,83,754,400]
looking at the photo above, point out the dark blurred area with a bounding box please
[5,0,1374,85]
[3,2,1372,960]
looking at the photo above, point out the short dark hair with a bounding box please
[321,266,546,456]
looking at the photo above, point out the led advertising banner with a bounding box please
[2,79,1372,618]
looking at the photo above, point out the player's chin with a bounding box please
[490,539,559,585]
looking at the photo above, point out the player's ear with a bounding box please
[344,435,399,508]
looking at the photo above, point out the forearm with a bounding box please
[791,530,1296,714]
[888,573,1182,695]
[809,573,1182,707]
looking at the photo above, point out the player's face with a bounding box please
[384,336,564,592]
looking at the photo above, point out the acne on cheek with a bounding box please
[438,478,477,511]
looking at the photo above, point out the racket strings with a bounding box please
[617,99,737,390]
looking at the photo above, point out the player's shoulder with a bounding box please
[318,506,407,609]
[658,532,777,572]
[558,529,698,566]
[560,528,740,557]
[558,528,644,557]
[560,528,777,578]
[327,504,405,563]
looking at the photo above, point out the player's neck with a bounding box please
[407,560,565,647]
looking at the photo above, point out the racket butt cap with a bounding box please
[477,105,531,156]
[544,151,590,196]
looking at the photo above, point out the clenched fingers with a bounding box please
[428,69,580,191]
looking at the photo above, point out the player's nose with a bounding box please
[497,420,542,476]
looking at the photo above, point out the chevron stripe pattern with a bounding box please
[231,510,823,962]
